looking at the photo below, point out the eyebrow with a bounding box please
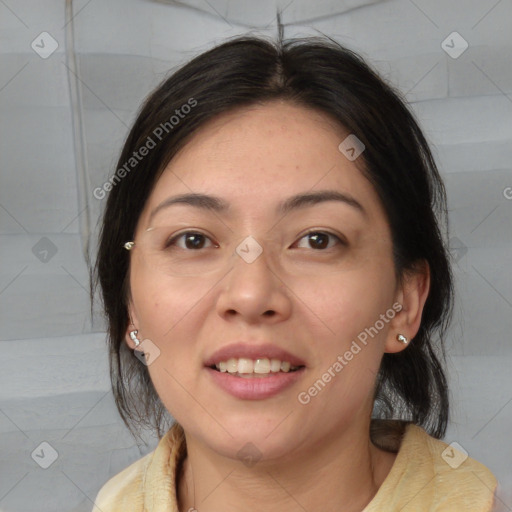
[148,190,366,224]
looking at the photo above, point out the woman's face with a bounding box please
[127,101,407,460]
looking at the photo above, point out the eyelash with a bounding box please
[164,230,346,251]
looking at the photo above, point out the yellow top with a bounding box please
[92,421,497,511]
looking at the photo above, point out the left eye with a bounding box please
[295,231,342,250]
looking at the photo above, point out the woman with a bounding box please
[91,33,498,511]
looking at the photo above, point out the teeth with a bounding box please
[270,358,281,372]
[215,357,300,375]
[238,358,254,373]
[254,358,270,374]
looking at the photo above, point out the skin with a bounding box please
[126,101,430,512]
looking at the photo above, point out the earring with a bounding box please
[396,334,408,345]
[129,330,141,348]
[124,241,135,251]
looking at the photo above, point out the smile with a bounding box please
[212,357,302,377]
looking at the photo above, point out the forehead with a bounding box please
[139,102,386,225]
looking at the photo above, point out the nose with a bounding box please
[215,239,292,325]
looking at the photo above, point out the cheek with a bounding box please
[290,263,396,408]
[130,272,217,420]
[293,267,395,344]
[130,261,212,341]
[294,274,389,415]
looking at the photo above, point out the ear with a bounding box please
[125,301,141,350]
[385,260,430,354]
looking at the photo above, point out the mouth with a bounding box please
[209,357,305,378]
[204,343,307,399]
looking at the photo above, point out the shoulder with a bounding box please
[366,421,498,511]
[91,423,185,512]
[414,424,497,499]
[91,450,153,512]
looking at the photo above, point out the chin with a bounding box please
[202,412,306,462]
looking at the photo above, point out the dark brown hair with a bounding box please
[91,34,453,440]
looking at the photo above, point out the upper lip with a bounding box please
[204,343,306,368]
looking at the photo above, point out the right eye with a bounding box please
[165,231,218,250]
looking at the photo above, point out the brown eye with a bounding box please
[166,232,215,250]
[296,231,341,250]
[184,233,207,249]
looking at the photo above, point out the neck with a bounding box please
[177,421,396,512]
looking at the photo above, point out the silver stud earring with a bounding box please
[129,330,141,348]
[396,334,408,344]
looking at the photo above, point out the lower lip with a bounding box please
[206,367,306,400]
